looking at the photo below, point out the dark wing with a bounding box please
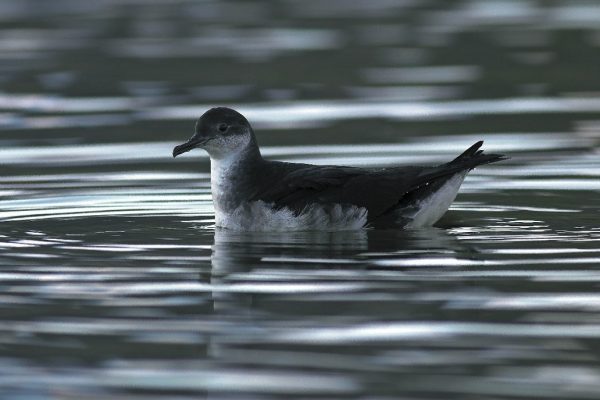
[253,141,507,220]
[253,163,426,217]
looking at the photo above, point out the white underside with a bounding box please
[212,151,466,231]
[215,201,368,232]
[404,172,467,228]
[211,150,368,232]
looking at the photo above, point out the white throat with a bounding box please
[209,146,253,226]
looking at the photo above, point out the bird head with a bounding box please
[173,107,255,159]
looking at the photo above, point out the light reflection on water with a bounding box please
[144,97,600,125]
[1,138,599,399]
[1,0,600,399]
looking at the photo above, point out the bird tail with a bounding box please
[371,141,507,227]
[410,141,507,189]
[446,140,508,170]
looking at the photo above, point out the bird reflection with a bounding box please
[211,228,369,273]
[203,225,475,398]
[209,228,369,311]
[207,225,467,313]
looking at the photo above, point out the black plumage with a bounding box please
[248,141,506,225]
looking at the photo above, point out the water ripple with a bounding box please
[2,1,600,399]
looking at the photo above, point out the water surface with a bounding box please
[2,1,600,399]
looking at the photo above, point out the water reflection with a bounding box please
[209,229,369,313]
[2,0,600,398]
[109,28,343,60]
[143,97,600,125]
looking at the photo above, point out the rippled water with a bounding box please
[2,1,600,399]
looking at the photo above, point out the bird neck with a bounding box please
[210,141,263,215]
[210,140,262,168]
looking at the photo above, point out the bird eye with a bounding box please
[218,123,229,133]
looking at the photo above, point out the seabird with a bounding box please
[173,107,507,231]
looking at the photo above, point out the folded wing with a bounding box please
[252,141,507,222]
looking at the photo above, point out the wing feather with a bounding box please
[251,142,507,221]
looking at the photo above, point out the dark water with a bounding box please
[2,1,600,398]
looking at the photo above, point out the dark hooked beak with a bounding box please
[172,137,211,158]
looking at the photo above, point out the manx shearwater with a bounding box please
[173,107,507,231]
